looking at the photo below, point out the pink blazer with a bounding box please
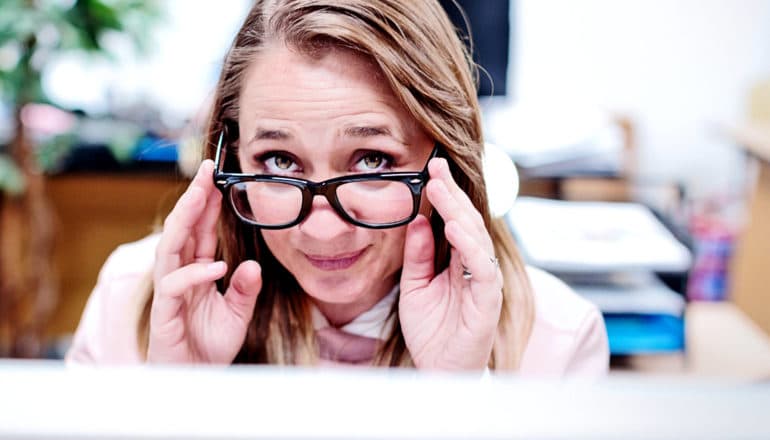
[66,234,609,375]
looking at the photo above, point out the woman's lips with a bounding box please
[304,248,367,271]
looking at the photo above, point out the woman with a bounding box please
[67,0,608,373]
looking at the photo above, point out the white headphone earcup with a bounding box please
[483,142,519,219]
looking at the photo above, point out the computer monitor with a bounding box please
[439,0,512,96]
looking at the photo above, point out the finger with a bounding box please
[182,235,196,264]
[426,173,492,251]
[222,260,262,324]
[445,220,502,310]
[429,158,477,209]
[400,214,435,294]
[448,245,467,286]
[428,158,487,236]
[151,261,228,330]
[155,161,216,277]
[194,184,223,262]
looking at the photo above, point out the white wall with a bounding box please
[44,0,252,126]
[513,0,770,198]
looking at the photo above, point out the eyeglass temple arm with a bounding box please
[214,131,224,175]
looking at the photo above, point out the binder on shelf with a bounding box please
[603,314,685,355]
[561,272,687,354]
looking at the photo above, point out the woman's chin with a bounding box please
[300,275,368,305]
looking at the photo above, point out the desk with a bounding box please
[618,302,770,379]
[1,361,769,439]
[727,123,770,335]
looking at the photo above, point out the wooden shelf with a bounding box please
[44,172,183,338]
[728,123,770,336]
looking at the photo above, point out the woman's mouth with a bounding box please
[304,248,368,271]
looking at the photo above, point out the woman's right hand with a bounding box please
[147,160,263,364]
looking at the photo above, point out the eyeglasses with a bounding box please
[213,132,438,229]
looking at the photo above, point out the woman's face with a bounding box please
[236,44,433,325]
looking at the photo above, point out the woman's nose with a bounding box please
[297,195,355,240]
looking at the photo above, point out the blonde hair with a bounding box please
[138,0,534,369]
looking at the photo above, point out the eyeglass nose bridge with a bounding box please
[295,180,349,225]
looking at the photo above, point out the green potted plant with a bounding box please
[0,0,160,357]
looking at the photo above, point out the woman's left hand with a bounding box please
[399,157,503,371]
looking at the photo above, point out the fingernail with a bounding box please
[198,160,213,175]
[429,158,442,174]
[181,188,198,206]
[207,261,226,272]
[442,159,453,176]
[180,190,193,206]
[435,179,449,195]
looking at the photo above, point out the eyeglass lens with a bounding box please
[229,180,415,226]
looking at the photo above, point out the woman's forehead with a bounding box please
[240,45,391,108]
[237,45,428,146]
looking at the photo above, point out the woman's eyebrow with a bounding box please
[344,125,393,138]
[252,128,292,141]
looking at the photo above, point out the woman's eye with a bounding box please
[273,155,293,169]
[354,152,392,172]
[262,153,299,173]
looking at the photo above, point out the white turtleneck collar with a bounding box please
[310,284,399,340]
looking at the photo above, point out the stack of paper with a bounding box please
[507,197,693,354]
[558,272,685,317]
[507,197,692,273]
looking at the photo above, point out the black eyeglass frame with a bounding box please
[212,132,439,229]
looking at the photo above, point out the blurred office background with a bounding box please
[1,0,769,380]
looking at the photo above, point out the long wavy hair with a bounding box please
[138,0,534,369]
